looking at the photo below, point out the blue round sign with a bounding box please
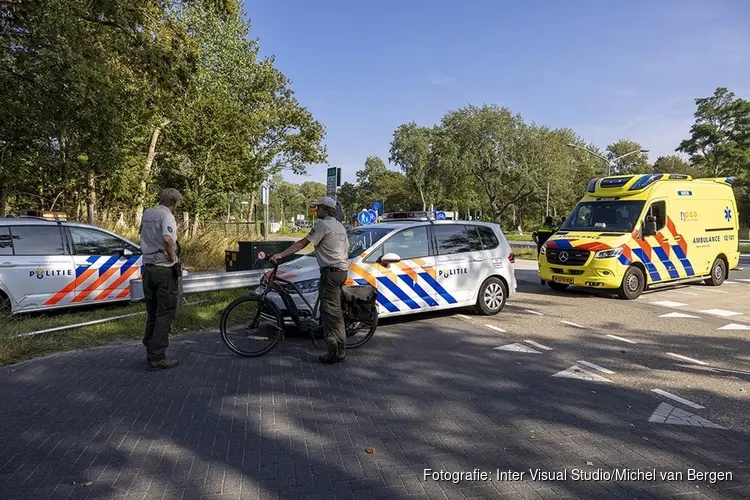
[371,201,383,215]
[437,211,446,220]
[358,210,372,225]
[368,209,377,222]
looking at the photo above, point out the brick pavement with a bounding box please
[0,312,749,500]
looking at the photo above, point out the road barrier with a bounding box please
[130,269,264,303]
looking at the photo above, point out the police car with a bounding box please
[0,210,143,314]
[259,211,517,320]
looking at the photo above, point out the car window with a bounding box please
[646,201,666,230]
[476,225,499,250]
[348,227,392,258]
[69,227,132,256]
[0,226,12,256]
[365,226,430,262]
[434,225,471,255]
[9,225,65,256]
[467,225,483,251]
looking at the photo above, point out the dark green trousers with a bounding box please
[319,268,347,355]
[143,264,178,362]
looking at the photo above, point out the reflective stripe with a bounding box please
[632,248,662,281]
[652,247,680,279]
[377,277,421,310]
[419,272,458,304]
[397,274,439,307]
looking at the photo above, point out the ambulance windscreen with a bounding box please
[561,200,645,233]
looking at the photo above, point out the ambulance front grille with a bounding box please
[547,249,590,266]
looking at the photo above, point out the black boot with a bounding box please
[319,352,345,364]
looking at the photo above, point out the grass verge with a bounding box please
[0,289,251,367]
[512,248,538,261]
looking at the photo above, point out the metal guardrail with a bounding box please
[130,269,264,303]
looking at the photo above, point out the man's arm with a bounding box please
[270,237,310,263]
[163,235,176,262]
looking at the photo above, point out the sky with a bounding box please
[243,0,750,187]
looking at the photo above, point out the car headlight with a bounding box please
[540,242,547,255]
[595,247,623,258]
[289,279,320,293]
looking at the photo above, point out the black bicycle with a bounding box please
[219,259,378,357]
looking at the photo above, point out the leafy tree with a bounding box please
[606,140,650,175]
[677,87,750,176]
[389,123,434,210]
[651,155,702,176]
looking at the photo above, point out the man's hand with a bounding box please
[269,253,284,263]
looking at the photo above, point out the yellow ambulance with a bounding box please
[538,173,740,299]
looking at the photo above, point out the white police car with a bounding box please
[259,211,517,320]
[0,210,143,314]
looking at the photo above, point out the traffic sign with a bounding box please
[327,167,340,196]
[358,210,372,225]
[368,209,377,222]
[371,201,383,215]
[436,211,446,220]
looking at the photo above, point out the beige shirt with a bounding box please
[307,216,349,270]
[140,205,177,267]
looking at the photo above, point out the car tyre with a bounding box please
[474,277,507,315]
[617,266,645,300]
[548,282,569,291]
[705,257,726,286]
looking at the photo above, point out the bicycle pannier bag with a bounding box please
[341,285,377,322]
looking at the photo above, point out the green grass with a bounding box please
[741,243,750,254]
[512,248,538,261]
[0,289,251,366]
[504,233,534,242]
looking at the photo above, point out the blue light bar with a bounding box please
[587,178,597,193]
[629,174,663,191]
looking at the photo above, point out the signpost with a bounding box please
[261,183,270,241]
[327,167,341,197]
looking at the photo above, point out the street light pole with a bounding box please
[567,143,649,176]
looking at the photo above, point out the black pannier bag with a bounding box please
[341,285,378,322]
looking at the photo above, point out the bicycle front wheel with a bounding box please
[220,294,284,357]
[344,312,378,349]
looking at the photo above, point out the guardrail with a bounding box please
[130,269,264,303]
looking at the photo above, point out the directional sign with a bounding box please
[436,211,446,220]
[358,209,372,225]
[327,167,338,196]
[371,201,383,215]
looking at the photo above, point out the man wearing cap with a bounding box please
[270,196,350,364]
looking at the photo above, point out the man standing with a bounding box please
[140,188,182,370]
[270,196,350,364]
[532,215,558,285]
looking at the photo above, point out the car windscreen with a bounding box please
[347,227,393,258]
[561,200,645,233]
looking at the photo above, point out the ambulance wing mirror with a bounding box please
[643,216,658,237]
[380,252,401,264]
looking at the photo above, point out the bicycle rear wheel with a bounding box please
[220,294,284,357]
[344,313,378,349]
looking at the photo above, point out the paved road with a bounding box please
[0,261,748,499]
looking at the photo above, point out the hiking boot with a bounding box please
[148,358,179,371]
[318,352,345,364]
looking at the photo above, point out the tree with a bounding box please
[389,123,434,210]
[677,87,750,176]
[651,155,702,176]
[606,140,650,175]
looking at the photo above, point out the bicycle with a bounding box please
[219,258,378,357]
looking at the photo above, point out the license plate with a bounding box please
[553,276,574,284]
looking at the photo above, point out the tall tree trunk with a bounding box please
[135,119,171,226]
[87,172,96,225]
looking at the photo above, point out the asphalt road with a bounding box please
[0,259,748,499]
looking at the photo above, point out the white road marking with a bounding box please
[524,309,543,316]
[698,308,742,317]
[651,389,705,409]
[552,366,612,382]
[456,314,472,320]
[577,360,615,374]
[524,340,552,350]
[672,290,699,296]
[666,352,708,366]
[493,343,541,354]
[718,323,750,330]
[648,403,725,429]
[606,334,637,344]
[560,321,585,329]
[724,280,738,284]
[485,324,507,333]
[735,267,744,271]
[735,278,750,282]
[701,289,729,294]
[658,312,700,318]
[649,300,687,307]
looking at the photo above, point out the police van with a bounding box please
[258,211,518,320]
[0,210,143,314]
[538,174,740,299]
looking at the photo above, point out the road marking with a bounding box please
[552,366,612,382]
[649,300,687,307]
[493,343,541,354]
[718,323,750,330]
[524,340,552,350]
[701,289,729,294]
[724,280,738,284]
[524,309,543,316]
[666,352,708,366]
[736,278,750,282]
[576,360,615,374]
[672,290,699,296]
[734,267,744,271]
[648,403,725,429]
[485,324,507,333]
[456,314,472,320]
[606,334,637,344]
[698,308,742,317]
[560,321,585,329]
[658,312,700,318]
[651,389,705,409]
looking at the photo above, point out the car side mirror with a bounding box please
[380,252,401,265]
[643,216,657,237]
[120,248,134,257]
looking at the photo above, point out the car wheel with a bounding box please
[474,277,507,315]
[705,258,726,286]
[548,282,569,291]
[617,266,645,300]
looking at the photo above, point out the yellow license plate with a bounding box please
[553,276,574,284]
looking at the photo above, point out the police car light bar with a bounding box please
[19,209,68,220]
[382,211,434,220]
